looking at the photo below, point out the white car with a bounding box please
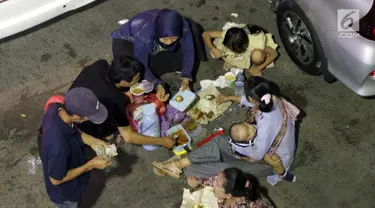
[0,0,96,39]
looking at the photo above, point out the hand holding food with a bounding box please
[88,156,112,170]
[162,134,176,149]
[180,78,190,91]
[156,84,170,102]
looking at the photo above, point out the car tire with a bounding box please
[276,0,326,76]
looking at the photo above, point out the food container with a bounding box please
[169,90,197,112]
[224,72,236,87]
[167,125,192,156]
[141,80,154,93]
[130,83,145,104]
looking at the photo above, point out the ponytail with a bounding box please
[222,168,261,202]
[243,174,261,201]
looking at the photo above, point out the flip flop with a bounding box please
[153,155,181,177]
[152,161,182,179]
[153,167,166,176]
[153,155,181,176]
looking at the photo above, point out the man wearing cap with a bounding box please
[40,87,112,208]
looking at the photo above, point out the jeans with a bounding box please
[55,201,78,208]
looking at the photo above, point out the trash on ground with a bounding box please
[230,13,239,18]
[27,155,42,175]
[118,19,129,25]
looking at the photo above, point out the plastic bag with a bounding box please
[27,155,42,175]
[180,187,219,208]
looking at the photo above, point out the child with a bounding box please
[202,23,278,76]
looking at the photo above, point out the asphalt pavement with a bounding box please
[0,0,374,207]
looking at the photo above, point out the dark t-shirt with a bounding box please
[69,60,130,138]
[41,103,89,204]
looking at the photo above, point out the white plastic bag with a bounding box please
[27,155,42,175]
[180,187,219,208]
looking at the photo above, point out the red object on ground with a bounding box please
[44,95,65,113]
[125,93,166,132]
[197,130,225,148]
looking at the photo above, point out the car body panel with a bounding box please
[273,0,375,96]
[0,0,96,39]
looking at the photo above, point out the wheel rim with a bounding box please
[281,11,315,65]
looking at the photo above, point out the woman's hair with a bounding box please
[244,76,281,112]
[223,25,267,54]
[223,27,249,54]
[222,168,261,201]
[108,56,143,83]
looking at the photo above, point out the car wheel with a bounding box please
[276,0,326,75]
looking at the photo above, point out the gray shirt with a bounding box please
[230,95,296,169]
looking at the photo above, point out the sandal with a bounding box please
[153,155,181,176]
[152,160,182,179]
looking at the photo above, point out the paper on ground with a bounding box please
[180,187,219,208]
[230,13,238,18]
[199,76,227,89]
[118,19,129,25]
[222,22,246,30]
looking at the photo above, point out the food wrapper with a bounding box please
[94,144,118,160]
[27,155,42,175]
[187,84,231,124]
[180,187,219,208]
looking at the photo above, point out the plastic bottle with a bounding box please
[139,104,161,151]
[234,72,245,96]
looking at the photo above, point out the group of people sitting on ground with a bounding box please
[39,8,298,208]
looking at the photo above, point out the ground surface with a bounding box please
[0,0,374,207]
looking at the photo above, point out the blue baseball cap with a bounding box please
[64,87,108,124]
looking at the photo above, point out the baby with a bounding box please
[229,122,296,183]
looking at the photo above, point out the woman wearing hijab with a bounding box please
[111,9,207,101]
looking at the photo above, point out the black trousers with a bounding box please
[112,18,207,79]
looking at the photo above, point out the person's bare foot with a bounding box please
[223,62,232,71]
